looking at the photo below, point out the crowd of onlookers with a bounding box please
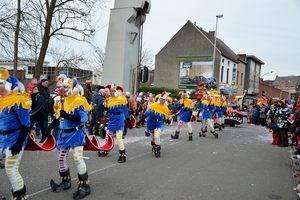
[247,99,300,149]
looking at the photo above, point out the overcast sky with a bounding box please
[93,0,300,81]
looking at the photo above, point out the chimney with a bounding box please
[209,31,215,35]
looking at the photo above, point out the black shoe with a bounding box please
[278,144,288,147]
[0,162,5,169]
[294,150,300,155]
[171,134,179,139]
[118,150,126,163]
[199,132,206,137]
[145,131,150,137]
[97,151,108,157]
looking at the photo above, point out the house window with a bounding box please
[241,72,243,86]
[222,59,224,63]
[227,61,230,66]
[237,71,239,85]
[221,66,224,82]
[226,68,229,83]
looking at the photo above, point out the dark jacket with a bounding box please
[83,84,92,104]
[30,93,45,116]
[91,93,104,114]
[38,83,50,100]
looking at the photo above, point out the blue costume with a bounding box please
[139,91,171,157]
[215,96,227,130]
[200,93,218,138]
[199,76,220,138]
[48,75,92,200]
[56,96,89,150]
[0,68,31,200]
[105,84,132,163]
[107,97,130,132]
[171,90,195,141]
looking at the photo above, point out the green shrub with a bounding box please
[138,85,195,100]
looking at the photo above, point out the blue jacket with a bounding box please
[91,93,104,112]
[252,109,259,118]
[30,93,45,116]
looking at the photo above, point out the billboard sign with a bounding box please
[178,61,213,89]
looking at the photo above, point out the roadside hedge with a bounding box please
[138,85,195,100]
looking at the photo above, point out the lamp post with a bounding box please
[212,14,223,77]
[261,70,274,78]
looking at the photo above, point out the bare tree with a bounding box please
[23,0,109,78]
[141,48,154,69]
[88,46,105,85]
[0,1,16,58]
[51,48,86,76]
[0,0,109,78]
[13,0,21,77]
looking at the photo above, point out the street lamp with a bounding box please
[261,70,274,78]
[212,14,223,77]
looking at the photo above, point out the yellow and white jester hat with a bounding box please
[105,83,123,92]
[0,68,22,94]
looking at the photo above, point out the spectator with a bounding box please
[89,89,104,135]
[250,105,259,125]
[29,85,47,143]
[259,104,267,126]
[125,92,132,114]
[128,94,137,118]
[124,91,132,137]
[38,79,51,100]
[275,100,291,147]
[35,79,50,134]
[82,79,93,104]
[82,79,93,124]
[26,77,37,95]
[293,99,300,154]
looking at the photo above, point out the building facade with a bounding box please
[154,20,245,94]
[272,76,300,101]
[0,58,92,82]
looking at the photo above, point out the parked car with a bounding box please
[191,76,206,84]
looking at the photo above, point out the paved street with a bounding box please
[0,121,297,200]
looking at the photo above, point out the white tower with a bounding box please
[101,0,151,93]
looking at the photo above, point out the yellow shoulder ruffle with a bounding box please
[107,96,127,108]
[221,101,227,107]
[0,93,31,113]
[179,99,194,109]
[64,95,92,113]
[201,99,210,105]
[149,103,171,119]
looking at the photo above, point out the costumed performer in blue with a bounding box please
[105,84,133,163]
[200,76,219,138]
[137,91,171,158]
[171,90,195,141]
[215,95,227,131]
[0,68,31,200]
[46,75,92,200]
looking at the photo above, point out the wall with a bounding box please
[154,21,218,89]
[259,78,289,99]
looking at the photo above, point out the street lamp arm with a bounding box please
[261,70,274,78]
